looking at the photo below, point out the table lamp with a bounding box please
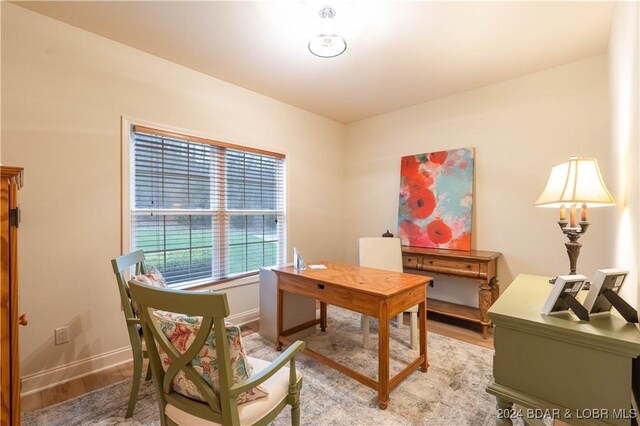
[535,157,615,276]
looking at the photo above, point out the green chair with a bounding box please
[110,250,153,418]
[128,279,306,426]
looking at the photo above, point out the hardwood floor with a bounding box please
[20,315,491,413]
[20,358,143,413]
[426,312,494,350]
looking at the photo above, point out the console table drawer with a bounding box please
[420,258,480,278]
[402,255,422,270]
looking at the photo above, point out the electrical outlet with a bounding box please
[55,326,69,345]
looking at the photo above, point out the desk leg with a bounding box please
[378,302,390,410]
[490,278,500,304]
[320,302,327,332]
[418,299,429,372]
[363,315,370,349]
[479,281,492,339]
[276,287,283,351]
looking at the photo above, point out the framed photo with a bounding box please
[584,268,629,316]
[542,274,588,316]
[293,247,307,270]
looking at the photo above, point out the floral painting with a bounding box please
[397,148,474,251]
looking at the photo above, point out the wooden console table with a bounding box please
[401,246,501,338]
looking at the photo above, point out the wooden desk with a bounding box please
[487,274,640,425]
[273,261,430,409]
[401,246,501,338]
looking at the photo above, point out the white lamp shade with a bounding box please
[534,157,615,208]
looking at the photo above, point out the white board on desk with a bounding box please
[584,268,629,316]
[541,274,588,316]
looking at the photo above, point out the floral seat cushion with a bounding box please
[152,310,268,404]
[134,266,167,288]
[131,267,167,315]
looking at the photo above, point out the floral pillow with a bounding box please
[134,266,167,288]
[152,310,268,404]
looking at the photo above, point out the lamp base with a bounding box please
[548,239,583,285]
[548,219,590,284]
[565,240,582,275]
[560,219,589,275]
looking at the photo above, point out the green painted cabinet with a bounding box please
[487,274,640,425]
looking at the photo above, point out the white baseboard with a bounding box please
[20,308,261,397]
[21,346,134,396]
[228,308,260,326]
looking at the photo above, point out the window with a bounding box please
[129,125,286,286]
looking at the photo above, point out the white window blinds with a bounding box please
[130,126,286,286]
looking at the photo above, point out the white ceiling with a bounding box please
[16,1,613,123]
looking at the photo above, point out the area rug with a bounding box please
[22,307,498,425]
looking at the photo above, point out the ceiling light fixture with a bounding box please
[308,6,347,58]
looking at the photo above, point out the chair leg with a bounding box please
[126,352,143,418]
[362,315,370,349]
[410,312,418,350]
[396,313,403,328]
[161,413,171,426]
[290,381,301,426]
[145,358,152,381]
[291,399,301,426]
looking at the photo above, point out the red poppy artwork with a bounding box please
[398,148,474,251]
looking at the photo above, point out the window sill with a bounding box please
[172,272,259,292]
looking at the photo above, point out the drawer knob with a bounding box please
[467,265,472,269]
[317,284,325,290]
[18,313,28,326]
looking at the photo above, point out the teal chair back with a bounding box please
[128,280,305,426]
[111,250,146,324]
[110,250,150,417]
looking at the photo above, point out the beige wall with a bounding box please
[608,0,640,308]
[345,56,611,306]
[1,3,346,390]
